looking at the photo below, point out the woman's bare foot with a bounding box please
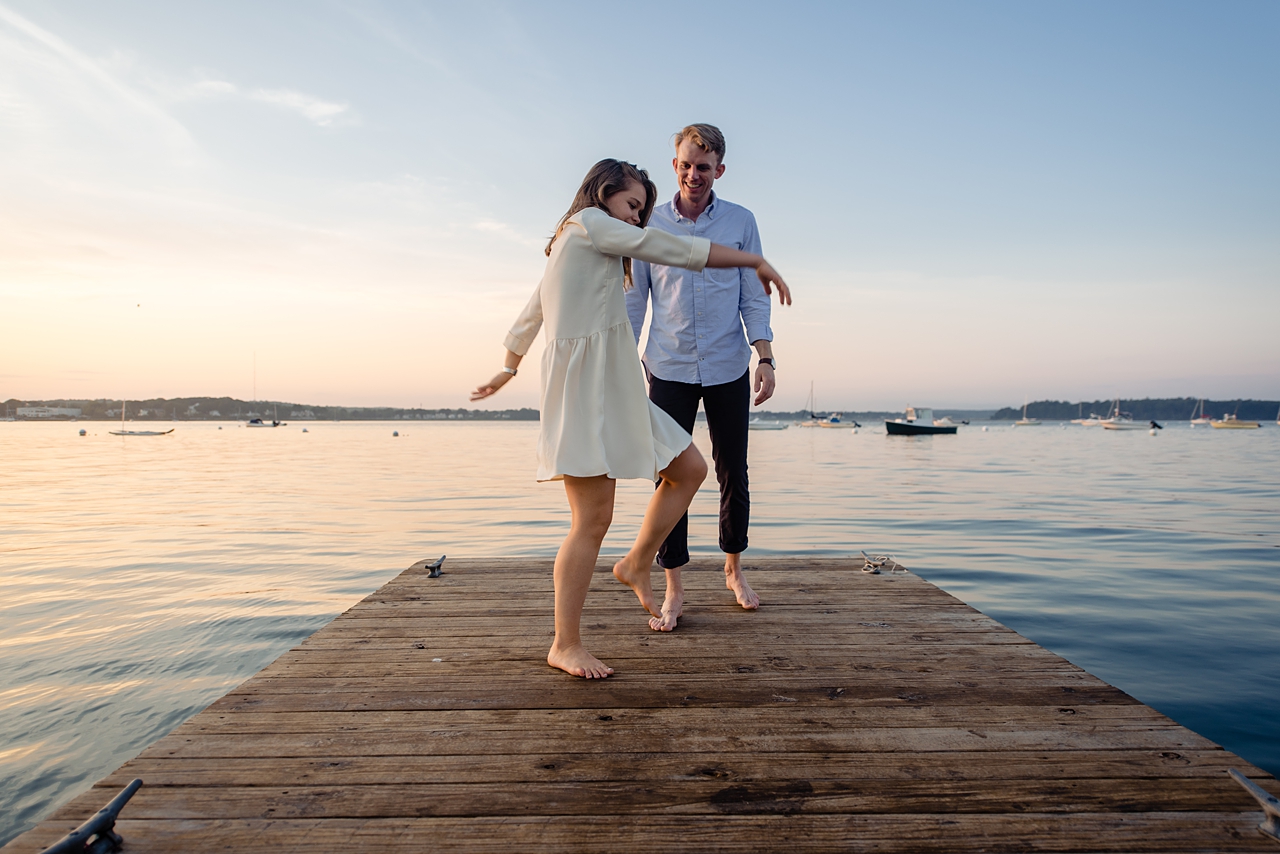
[649,586,684,632]
[725,556,759,610]
[547,642,614,679]
[613,556,659,617]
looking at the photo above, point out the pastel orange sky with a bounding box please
[2,2,1277,410]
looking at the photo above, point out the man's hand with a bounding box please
[753,362,775,406]
[755,261,792,306]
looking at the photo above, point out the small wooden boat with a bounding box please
[886,407,957,435]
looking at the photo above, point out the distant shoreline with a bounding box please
[5,396,1278,423]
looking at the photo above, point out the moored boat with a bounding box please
[109,401,174,436]
[1014,399,1040,427]
[886,407,957,435]
[1211,413,1259,429]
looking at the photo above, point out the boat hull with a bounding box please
[885,421,957,436]
[1211,421,1259,429]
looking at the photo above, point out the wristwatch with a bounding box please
[501,366,518,376]
[758,358,775,369]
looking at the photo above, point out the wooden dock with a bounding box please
[6,557,1278,852]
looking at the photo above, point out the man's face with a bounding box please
[673,140,725,207]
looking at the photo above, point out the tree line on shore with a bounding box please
[2,397,540,421]
[990,398,1280,421]
[7,396,1277,423]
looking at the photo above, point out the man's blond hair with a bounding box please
[673,123,725,163]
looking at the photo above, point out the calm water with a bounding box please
[2,419,1278,844]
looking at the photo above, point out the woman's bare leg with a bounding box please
[613,443,708,622]
[548,474,616,678]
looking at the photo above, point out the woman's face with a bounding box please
[604,179,647,226]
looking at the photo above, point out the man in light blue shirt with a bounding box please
[628,123,790,632]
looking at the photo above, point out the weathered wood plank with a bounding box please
[46,777,1271,822]
[7,813,1280,854]
[98,750,1273,789]
[169,705,1176,735]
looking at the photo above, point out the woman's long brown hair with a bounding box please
[546,159,657,288]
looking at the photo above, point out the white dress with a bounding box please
[504,207,712,482]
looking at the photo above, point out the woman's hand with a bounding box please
[471,372,513,401]
[756,261,792,305]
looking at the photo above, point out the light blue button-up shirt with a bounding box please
[627,193,772,387]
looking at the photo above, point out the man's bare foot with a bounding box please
[649,587,684,632]
[613,556,659,617]
[725,558,760,610]
[547,642,614,679]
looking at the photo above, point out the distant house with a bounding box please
[186,404,201,415]
[16,406,82,419]
[209,410,222,417]
[290,410,316,419]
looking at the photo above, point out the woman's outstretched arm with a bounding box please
[707,244,792,305]
[471,349,523,400]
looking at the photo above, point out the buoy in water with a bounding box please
[302,428,309,433]
[79,429,86,436]
[393,430,399,437]
[982,426,989,432]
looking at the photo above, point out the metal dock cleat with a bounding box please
[42,778,142,853]
[426,555,445,578]
[1229,768,1280,842]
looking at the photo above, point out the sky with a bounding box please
[1,1,1277,411]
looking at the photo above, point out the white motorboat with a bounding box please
[1069,403,1102,425]
[1211,412,1259,430]
[748,418,789,431]
[1099,399,1142,429]
[886,407,957,435]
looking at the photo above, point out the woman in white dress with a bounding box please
[472,160,790,678]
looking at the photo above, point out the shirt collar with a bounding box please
[668,190,718,223]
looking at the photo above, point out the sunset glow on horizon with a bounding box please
[2,2,1277,411]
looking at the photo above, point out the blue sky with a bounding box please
[1,1,1276,410]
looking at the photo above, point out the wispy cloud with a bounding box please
[145,73,354,127]
[246,87,351,127]
[0,3,198,158]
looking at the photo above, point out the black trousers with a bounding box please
[649,369,750,569]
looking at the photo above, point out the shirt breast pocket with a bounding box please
[703,265,741,292]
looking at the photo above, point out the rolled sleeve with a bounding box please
[737,214,772,343]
